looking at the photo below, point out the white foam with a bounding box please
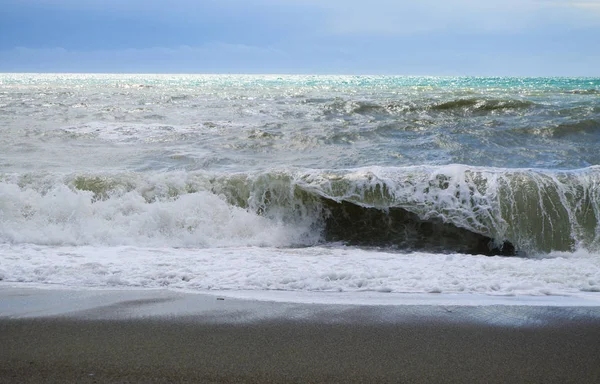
[0,179,317,248]
[1,244,598,300]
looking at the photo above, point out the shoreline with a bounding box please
[2,287,600,383]
[3,283,600,311]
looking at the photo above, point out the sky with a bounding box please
[1,0,599,75]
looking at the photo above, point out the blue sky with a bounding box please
[1,0,599,75]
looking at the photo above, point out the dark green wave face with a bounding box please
[222,166,599,255]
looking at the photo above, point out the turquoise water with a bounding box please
[2,74,598,173]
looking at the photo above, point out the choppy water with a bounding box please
[1,74,600,298]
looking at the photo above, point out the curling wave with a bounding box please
[1,165,599,255]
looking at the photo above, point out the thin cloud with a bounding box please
[570,1,600,8]
[0,44,290,73]
[282,0,600,35]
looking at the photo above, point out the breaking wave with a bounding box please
[1,165,599,256]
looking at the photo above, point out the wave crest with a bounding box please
[2,165,599,255]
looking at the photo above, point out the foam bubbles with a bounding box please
[0,244,598,297]
[0,177,318,248]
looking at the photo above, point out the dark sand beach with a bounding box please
[1,288,600,383]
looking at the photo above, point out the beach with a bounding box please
[1,287,600,383]
[1,74,600,382]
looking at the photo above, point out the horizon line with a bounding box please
[1,72,599,78]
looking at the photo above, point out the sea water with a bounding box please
[1,74,599,301]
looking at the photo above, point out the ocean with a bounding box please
[1,73,599,301]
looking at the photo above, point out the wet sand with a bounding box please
[1,288,600,383]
